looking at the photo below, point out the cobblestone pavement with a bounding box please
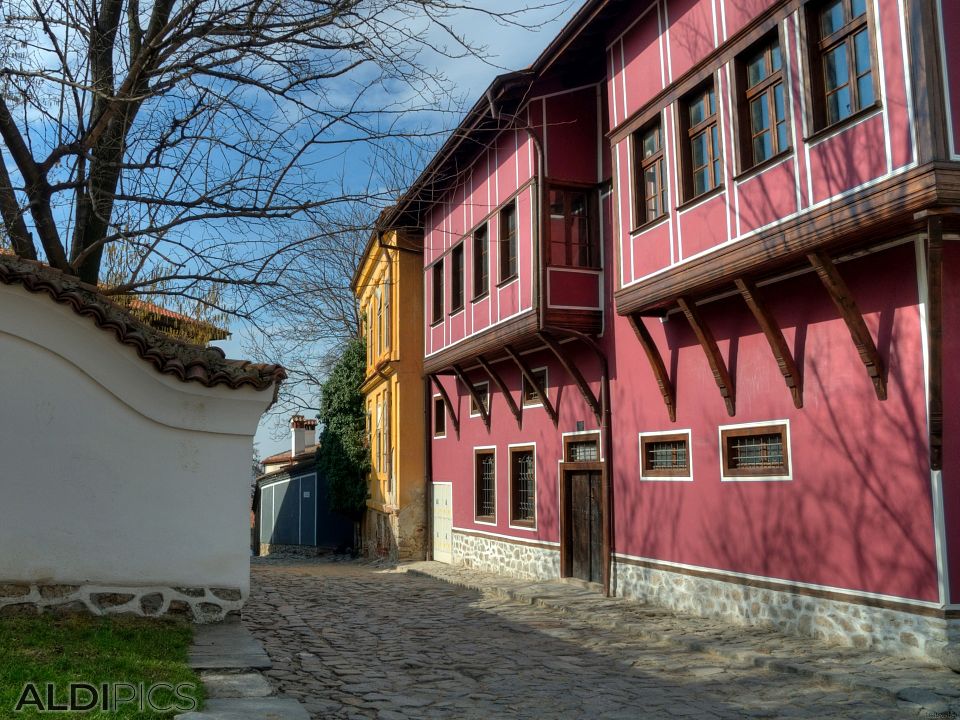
[244,557,949,719]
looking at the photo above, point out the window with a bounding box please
[450,243,464,313]
[808,0,876,129]
[431,260,444,324]
[473,224,489,299]
[548,187,598,268]
[469,381,489,417]
[720,422,791,480]
[565,436,600,462]
[499,202,518,282]
[680,81,722,200]
[475,449,496,521]
[374,288,383,356]
[522,367,548,407]
[738,34,789,169]
[640,432,692,480]
[381,265,393,350]
[634,118,668,224]
[510,446,536,526]
[433,396,446,438]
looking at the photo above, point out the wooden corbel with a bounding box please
[735,278,803,409]
[808,251,887,401]
[677,297,736,417]
[504,344,559,426]
[429,374,459,437]
[477,355,522,429]
[539,332,602,426]
[452,364,490,430]
[627,313,676,422]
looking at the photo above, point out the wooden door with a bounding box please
[432,482,453,563]
[568,470,603,584]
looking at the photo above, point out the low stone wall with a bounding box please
[0,582,243,623]
[453,532,559,581]
[613,558,954,663]
[259,543,326,558]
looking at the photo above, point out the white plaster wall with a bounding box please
[0,284,275,593]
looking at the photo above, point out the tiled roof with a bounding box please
[0,253,286,392]
[262,446,319,466]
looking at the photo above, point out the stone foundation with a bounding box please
[363,502,426,562]
[453,532,559,581]
[613,558,956,664]
[0,582,243,623]
[258,543,326,558]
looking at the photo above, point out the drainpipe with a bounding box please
[424,377,434,561]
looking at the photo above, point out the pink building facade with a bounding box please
[381,0,960,665]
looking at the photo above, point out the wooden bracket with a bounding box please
[627,314,676,422]
[926,217,944,471]
[477,355,522,429]
[808,251,887,401]
[539,331,602,426]
[505,344,559,426]
[735,278,803,409]
[452,364,490,430]
[677,297,736,417]
[429,373,459,438]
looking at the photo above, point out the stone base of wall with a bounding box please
[0,582,243,623]
[363,504,426,562]
[613,558,956,665]
[453,531,559,581]
[259,543,326,558]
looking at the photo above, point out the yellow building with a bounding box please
[352,229,426,560]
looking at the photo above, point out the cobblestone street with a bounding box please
[243,558,952,719]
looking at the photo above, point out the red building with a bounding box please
[379,0,960,665]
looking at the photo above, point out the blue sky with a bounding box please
[233,1,585,459]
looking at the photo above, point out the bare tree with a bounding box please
[0,0,569,312]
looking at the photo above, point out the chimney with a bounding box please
[291,414,306,457]
[291,414,318,458]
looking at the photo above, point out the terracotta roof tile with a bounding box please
[0,254,286,393]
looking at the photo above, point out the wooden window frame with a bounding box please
[469,381,490,418]
[430,260,444,325]
[547,185,600,269]
[498,201,519,284]
[804,0,879,134]
[508,444,537,528]
[474,447,497,523]
[734,29,791,174]
[639,430,693,481]
[432,396,446,438]
[719,421,792,481]
[632,115,668,229]
[678,78,723,203]
[521,366,548,407]
[564,434,601,463]
[450,242,465,314]
[472,223,489,300]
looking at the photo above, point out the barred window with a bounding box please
[475,450,496,520]
[640,433,690,479]
[510,447,536,525]
[566,440,599,462]
[522,367,548,407]
[721,423,790,478]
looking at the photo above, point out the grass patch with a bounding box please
[0,614,203,718]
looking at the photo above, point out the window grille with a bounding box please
[721,423,790,478]
[567,440,599,462]
[646,440,687,471]
[511,449,536,524]
[476,452,496,519]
